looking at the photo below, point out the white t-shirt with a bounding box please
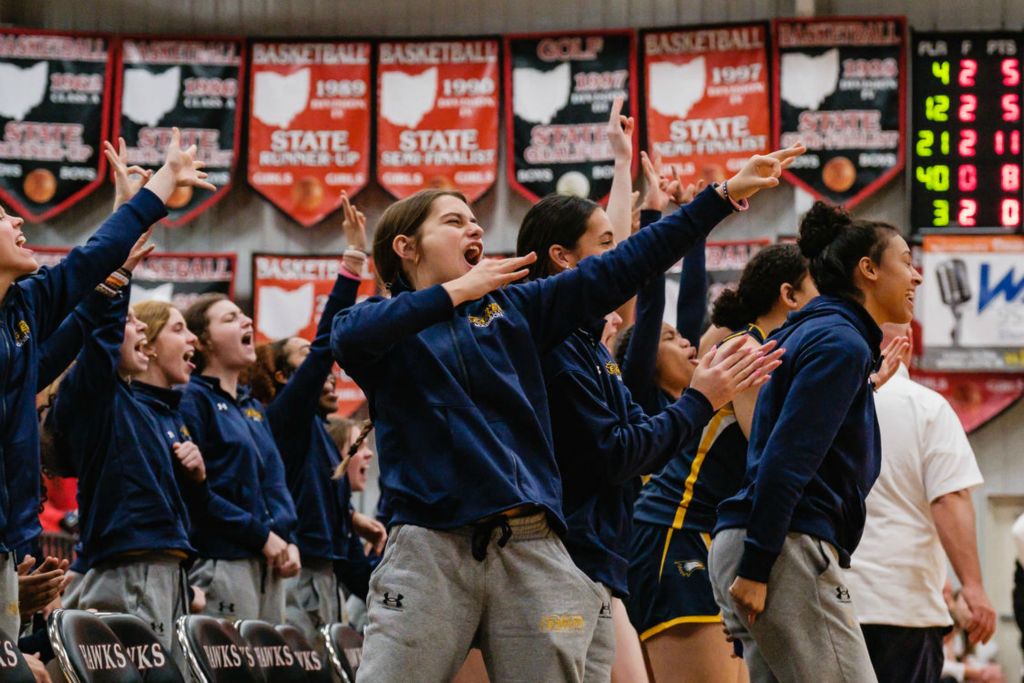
[848,365,983,627]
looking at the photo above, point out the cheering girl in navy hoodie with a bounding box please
[181,293,299,624]
[331,136,802,680]
[516,127,797,680]
[624,242,818,683]
[249,193,385,645]
[0,130,210,637]
[710,202,922,683]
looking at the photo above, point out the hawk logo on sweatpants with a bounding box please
[675,560,706,577]
[380,592,404,610]
[835,586,851,603]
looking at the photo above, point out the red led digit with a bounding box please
[1001,199,1021,227]
[958,129,977,156]
[1002,164,1021,192]
[958,165,977,192]
[1003,59,1021,86]
[994,130,1021,155]
[958,199,977,227]
[958,59,977,86]
[1003,94,1021,122]
[959,94,977,122]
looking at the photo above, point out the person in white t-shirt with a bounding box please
[848,322,996,683]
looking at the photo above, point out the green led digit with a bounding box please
[926,95,950,122]
[932,60,950,85]
[933,199,950,226]
[916,130,933,157]
[915,165,950,191]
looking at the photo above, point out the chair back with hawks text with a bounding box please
[320,623,362,683]
[234,619,306,683]
[275,624,331,683]
[0,625,36,682]
[174,615,262,683]
[47,608,143,683]
[97,613,185,683]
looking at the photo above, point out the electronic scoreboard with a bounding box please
[911,32,1023,232]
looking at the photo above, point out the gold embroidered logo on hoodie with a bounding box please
[13,320,30,347]
[469,302,504,328]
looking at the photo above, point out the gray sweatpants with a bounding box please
[357,514,606,683]
[62,555,186,664]
[189,557,285,623]
[708,529,877,683]
[285,560,341,648]
[582,583,615,683]
[0,554,18,638]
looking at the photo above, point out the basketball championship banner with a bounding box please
[641,23,771,187]
[918,234,1024,372]
[663,239,769,329]
[505,30,637,203]
[774,17,905,207]
[114,37,244,227]
[252,253,377,416]
[0,29,113,222]
[30,246,236,308]
[248,41,371,227]
[376,38,500,202]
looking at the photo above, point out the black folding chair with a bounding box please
[320,623,362,683]
[234,619,305,683]
[0,625,37,682]
[275,624,331,683]
[97,613,185,683]
[48,608,143,682]
[174,615,262,683]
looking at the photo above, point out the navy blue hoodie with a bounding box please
[266,272,359,562]
[543,315,714,597]
[181,375,298,559]
[715,296,883,582]
[331,187,734,533]
[50,287,194,569]
[0,189,166,553]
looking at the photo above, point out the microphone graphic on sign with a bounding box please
[936,258,971,346]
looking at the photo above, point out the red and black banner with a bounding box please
[505,30,637,203]
[376,38,500,202]
[641,23,771,187]
[774,17,906,207]
[31,246,236,309]
[0,29,113,222]
[248,41,371,227]
[114,37,244,227]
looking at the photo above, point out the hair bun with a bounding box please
[798,201,851,259]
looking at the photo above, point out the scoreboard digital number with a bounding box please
[911,32,1023,232]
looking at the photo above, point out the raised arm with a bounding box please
[604,96,635,245]
[269,195,365,436]
[619,210,666,415]
[507,147,802,353]
[22,129,212,339]
[510,187,729,353]
[620,152,705,413]
[676,239,707,346]
[269,273,359,438]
